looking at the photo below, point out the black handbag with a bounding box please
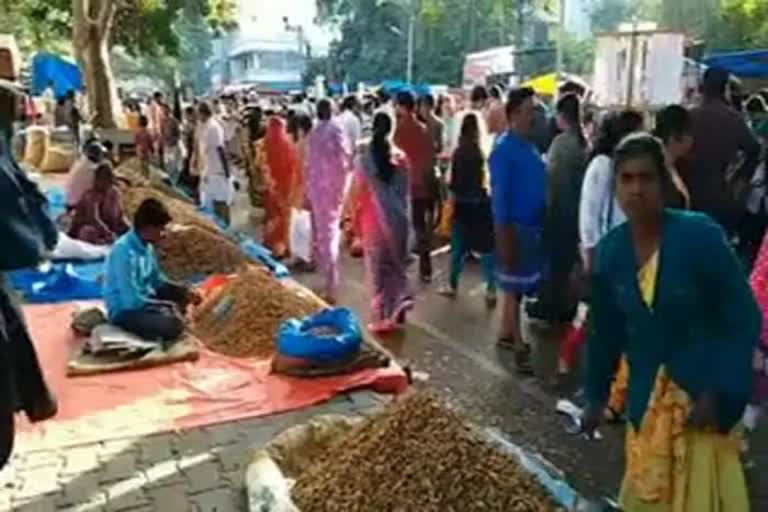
[0,136,58,270]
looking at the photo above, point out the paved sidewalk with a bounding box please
[2,391,387,512]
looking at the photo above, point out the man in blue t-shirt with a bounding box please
[488,87,547,374]
[103,198,201,341]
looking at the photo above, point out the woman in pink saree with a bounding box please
[356,112,414,332]
[306,99,352,303]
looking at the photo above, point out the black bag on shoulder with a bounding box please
[0,136,58,271]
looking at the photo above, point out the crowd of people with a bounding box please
[224,68,768,511]
[34,63,768,510]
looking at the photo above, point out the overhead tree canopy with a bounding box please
[0,0,235,127]
[314,0,559,85]
[708,0,768,50]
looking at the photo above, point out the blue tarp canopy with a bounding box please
[704,50,768,78]
[378,80,432,97]
[31,53,83,98]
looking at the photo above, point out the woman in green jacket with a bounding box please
[583,133,759,511]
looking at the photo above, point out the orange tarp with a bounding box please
[16,303,408,451]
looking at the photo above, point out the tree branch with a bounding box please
[96,0,116,28]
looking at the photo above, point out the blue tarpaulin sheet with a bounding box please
[378,80,432,97]
[31,53,83,98]
[9,262,103,304]
[704,49,768,78]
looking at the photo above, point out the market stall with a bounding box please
[11,149,410,453]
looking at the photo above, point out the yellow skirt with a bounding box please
[619,368,749,512]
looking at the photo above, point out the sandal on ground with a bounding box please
[437,284,457,298]
[603,406,624,424]
[485,290,498,309]
[391,298,415,326]
[514,344,535,376]
[496,336,516,350]
[368,319,399,334]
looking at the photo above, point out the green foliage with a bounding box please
[562,33,595,75]
[0,0,71,55]
[708,0,768,50]
[0,0,235,58]
[111,46,177,91]
[589,0,661,32]
[660,0,720,40]
[174,1,214,93]
[315,0,558,85]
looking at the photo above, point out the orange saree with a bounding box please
[263,117,299,258]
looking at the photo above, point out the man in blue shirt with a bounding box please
[103,198,200,341]
[489,87,546,374]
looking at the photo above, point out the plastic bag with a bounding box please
[52,232,110,261]
[435,198,454,238]
[39,145,74,173]
[23,126,48,168]
[289,208,312,263]
[246,415,363,512]
[277,308,361,363]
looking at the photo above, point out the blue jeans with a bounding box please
[449,225,496,292]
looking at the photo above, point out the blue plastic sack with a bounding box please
[277,308,362,363]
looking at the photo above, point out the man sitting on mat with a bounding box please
[103,198,201,342]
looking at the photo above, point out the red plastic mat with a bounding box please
[16,303,408,450]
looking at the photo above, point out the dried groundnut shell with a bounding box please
[121,186,219,234]
[156,224,248,280]
[192,266,323,358]
[291,392,562,512]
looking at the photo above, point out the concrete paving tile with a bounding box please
[98,439,139,459]
[147,483,194,512]
[104,475,149,511]
[190,488,243,512]
[58,471,102,506]
[206,423,244,447]
[61,447,101,476]
[20,451,63,470]
[182,461,220,494]
[173,429,212,456]
[98,453,137,484]
[213,441,251,473]
[142,459,187,489]
[14,466,61,500]
[221,470,244,490]
[12,494,57,512]
[57,492,107,512]
[136,434,174,465]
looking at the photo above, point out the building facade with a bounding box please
[209,5,307,92]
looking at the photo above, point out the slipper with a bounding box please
[485,290,498,309]
[515,345,535,376]
[496,336,516,349]
[437,284,457,298]
[391,298,415,325]
[368,319,399,334]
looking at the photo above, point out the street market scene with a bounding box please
[2,0,768,510]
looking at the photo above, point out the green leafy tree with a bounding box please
[0,0,235,127]
[661,0,721,40]
[174,2,215,95]
[707,0,768,50]
[315,0,557,85]
[589,0,661,32]
[0,0,71,55]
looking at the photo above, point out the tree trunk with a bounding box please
[72,0,120,129]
